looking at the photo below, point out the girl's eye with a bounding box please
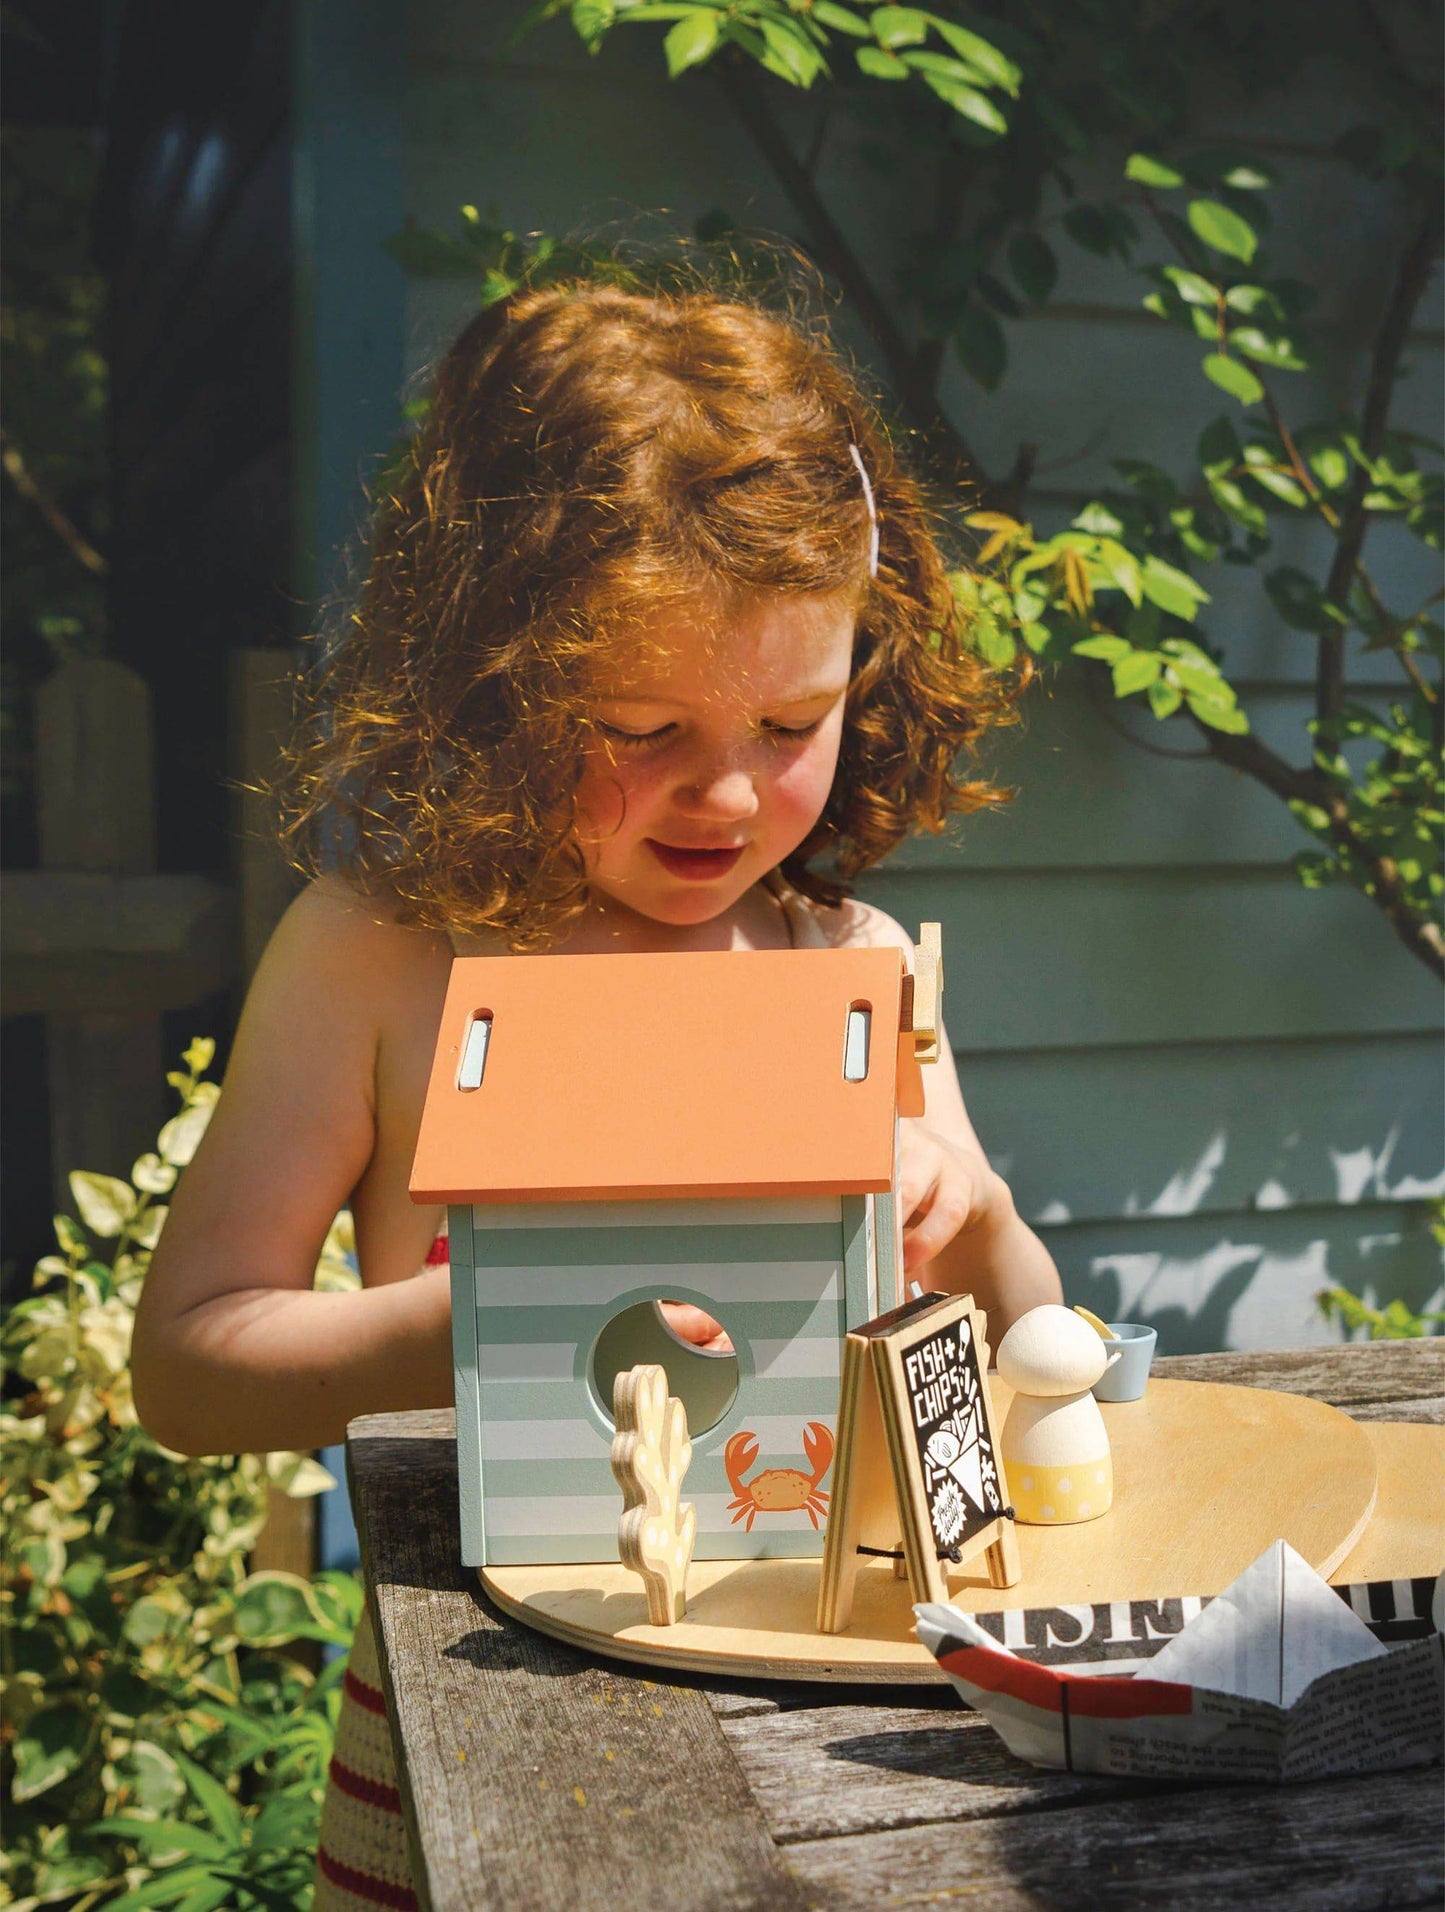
[593,718,823,749]
[595,721,674,749]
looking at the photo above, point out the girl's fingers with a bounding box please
[657,1299,735,1354]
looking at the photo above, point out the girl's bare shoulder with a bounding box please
[808,894,917,967]
[269,875,454,982]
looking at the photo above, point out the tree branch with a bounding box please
[1317,204,1443,725]
[0,428,107,578]
[1189,711,1445,979]
[713,58,991,496]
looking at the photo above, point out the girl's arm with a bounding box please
[131,881,456,1456]
[849,907,1063,1331]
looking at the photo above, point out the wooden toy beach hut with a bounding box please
[410,944,928,1568]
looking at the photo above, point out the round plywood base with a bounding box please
[481,1379,1408,1684]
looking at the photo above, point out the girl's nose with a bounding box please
[674,753,760,820]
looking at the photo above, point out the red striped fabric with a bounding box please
[317,1846,418,1911]
[328,1755,402,1814]
[342,1668,388,1717]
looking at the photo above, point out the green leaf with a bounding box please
[171,1751,244,1846]
[157,1087,219,1168]
[12,1703,90,1801]
[812,1,871,33]
[1187,198,1258,264]
[1062,205,1113,256]
[929,20,1020,92]
[663,11,720,75]
[1202,353,1264,406]
[1244,463,1309,508]
[69,1171,137,1238]
[974,271,1023,319]
[953,305,1007,391]
[115,1739,188,1813]
[921,73,1008,132]
[1008,230,1057,303]
[1071,635,1130,662]
[1125,152,1184,189]
[97,1865,219,1912]
[869,6,928,46]
[1096,539,1142,606]
[856,44,909,77]
[1208,475,1268,534]
[1161,265,1219,306]
[757,17,825,85]
[1113,650,1162,696]
[92,1819,227,1861]
[1230,326,1307,371]
[1148,680,1184,718]
[1189,696,1250,734]
[1265,567,1337,635]
[233,1571,321,1646]
[1139,556,1209,619]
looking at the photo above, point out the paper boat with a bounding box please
[915,1541,1443,1782]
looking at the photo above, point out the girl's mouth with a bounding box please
[645,840,746,881]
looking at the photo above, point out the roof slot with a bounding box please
[457,1012,493,1090]
[843,1002,872,1082]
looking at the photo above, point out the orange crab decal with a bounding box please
[724,1422,834,1531]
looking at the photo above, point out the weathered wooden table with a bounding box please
[348,1343,1444,1910]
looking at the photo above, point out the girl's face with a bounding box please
[575,591,857,929]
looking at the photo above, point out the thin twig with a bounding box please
[713,57,990,493]
[0,428,107,578]
[1317,205,1443,724]
[1187,708,1445,978]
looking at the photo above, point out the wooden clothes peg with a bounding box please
[912,922,943,1064]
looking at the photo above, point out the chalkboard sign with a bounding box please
[902,1309,1005,1556]
[818,1289,1018,1629]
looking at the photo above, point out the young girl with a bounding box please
[133,278,1062,1908]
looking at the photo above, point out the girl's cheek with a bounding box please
[778,731,844,820]
[575,754,663,843]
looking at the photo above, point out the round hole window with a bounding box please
[590,1299,740,1435]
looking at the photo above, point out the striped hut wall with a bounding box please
[452,1195,875,1565]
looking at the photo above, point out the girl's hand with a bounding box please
[897,1117,1007,1275]
[657,1300,735,1354]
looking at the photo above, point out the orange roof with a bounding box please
[410,946,920,1204]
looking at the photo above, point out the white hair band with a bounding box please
[848,441,880,579]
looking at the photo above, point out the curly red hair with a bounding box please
[281,277,1023,949]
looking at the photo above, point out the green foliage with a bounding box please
[1,1043,361,1911]
[494,0,1443,977]
[1316,1286,1445,1341]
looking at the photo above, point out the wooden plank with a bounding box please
[1,873,236,1016]
[778,1769,1443,1908]
[719,1704,1163,1844]
[1153,1343,1443,1413]
[346,1408,807,1912]
[954,1030,1442,1227]
[854,867,1444,1051]
[1037,1202,1443,1359]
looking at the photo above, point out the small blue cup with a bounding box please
[1091,1323,1157,1402]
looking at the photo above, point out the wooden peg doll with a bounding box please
[996,1305,1121,1524]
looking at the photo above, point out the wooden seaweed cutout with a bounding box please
[611,1364,696,1625]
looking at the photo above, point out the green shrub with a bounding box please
[1,1041,361,1911]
